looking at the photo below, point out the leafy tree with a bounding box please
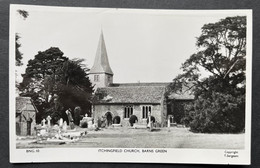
[170,16,246,133]
[20,47,68,102]
[56,59,93,118]
[15,34,23,66]
[16,9,29,66]
[20,47,93,123]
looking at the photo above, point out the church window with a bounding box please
[124,106,133,118]
[142,105,151,119]
[94,75,99,82]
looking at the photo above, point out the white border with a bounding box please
[9,4,252,165]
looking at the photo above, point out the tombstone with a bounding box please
[46,115,52,127]
[62,121,67,132]
[70,122,75,130]
[66,109,73,123]
[41,119,46,127]
[167,117,171,128]
[147,112,151,128]
[101,116,106,128]
[147,112,154,131]
[74,106,81,126]
[87,120,93,128]
[39,129,47,136]
[59,118,63,127]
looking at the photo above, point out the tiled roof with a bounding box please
[168,92,194,100]
[16,97,37,113]
[95,85,166,104]
[109,82,170,87]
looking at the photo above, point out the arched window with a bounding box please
[124,106,133,118]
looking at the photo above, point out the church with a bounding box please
[89,31,194,127]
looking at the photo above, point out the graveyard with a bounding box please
[16,118,245,149]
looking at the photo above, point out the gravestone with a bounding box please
[168,117,170,128]
[41,119,46,127]
[74,106,81,126]
[59,118,63,127]
[46,115,52,127]
[62,121,67,132]
[87,120,93,128]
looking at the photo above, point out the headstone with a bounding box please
[167,117,170,128]
[66,109,73,122]
[70,122,75,130]
[46,115,52,127]
[39,129,47,136]
[41,119,46,127]
[74,106,81,126]
[101,116,106,128]
[87,120,93,128]
[147,112,151,128]
[62,121,67,132]
[59,118,63,127]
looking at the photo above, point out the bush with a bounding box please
[129,115,138,126]
[113,116,121,124]
[188,92,245,133]
[146,116,156,124]
[80,121,88,128]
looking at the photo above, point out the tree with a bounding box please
[16,9,29,66]
[56,59,93,118]
[20,47,68,102]
[20,47,93,123]
[170,16,246,133]
[17,9,29,19]
[16,34,23,66]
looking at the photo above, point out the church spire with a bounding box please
[89,31,113,75]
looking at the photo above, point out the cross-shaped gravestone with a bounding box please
[46,115,52,127]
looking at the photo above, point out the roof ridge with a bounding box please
[102,86,167,89]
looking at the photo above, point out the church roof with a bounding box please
[94,85,166,104]
[109,82,170,87]
[89,31,113,75]
[16,97,38,114]
[168,92,194,100]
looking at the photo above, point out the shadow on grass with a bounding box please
[151,128,161,132]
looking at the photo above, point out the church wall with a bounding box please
[93,104,164,127]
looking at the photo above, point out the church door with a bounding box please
[105,112,113,126]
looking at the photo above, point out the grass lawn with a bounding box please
[16,127,244,149]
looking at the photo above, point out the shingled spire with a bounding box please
[89,31,114,90]
[89,31,113,75]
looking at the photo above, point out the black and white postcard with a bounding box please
[9,4,252,164]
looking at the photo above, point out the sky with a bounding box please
[13,6,247,83]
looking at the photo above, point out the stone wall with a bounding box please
[93,103,165,127]
[16,111,36,136]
